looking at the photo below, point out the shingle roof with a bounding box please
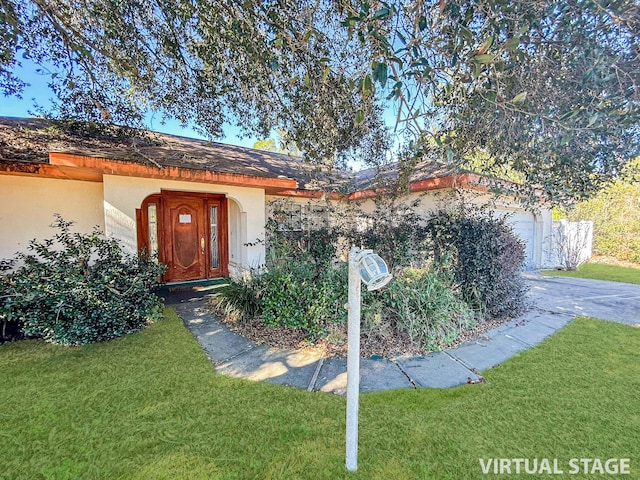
[0,116,354,190]
[354,160,457,191]
[0,116,460,192]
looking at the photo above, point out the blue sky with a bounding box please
[0,60,260,148]
[1,60,398,171]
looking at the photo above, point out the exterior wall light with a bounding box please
[345,246,393,472]
[354,249,393,291]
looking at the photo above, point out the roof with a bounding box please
[353,160,457,191]
[0,116,474,195]
[0,116,350,190]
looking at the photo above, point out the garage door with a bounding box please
[505,212,536,270]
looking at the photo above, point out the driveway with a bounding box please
[524,273,640,325]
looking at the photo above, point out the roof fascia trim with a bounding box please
[48,152,298,189]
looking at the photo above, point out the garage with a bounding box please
[505,212,536,270]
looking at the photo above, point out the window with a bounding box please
[147,203,159,256]
[271,200,328,232]
[210,206,219,268]
[306,203,329,231]
[287,202,304,231]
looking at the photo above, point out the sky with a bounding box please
[0,60,261,149]
[0,60,399,171]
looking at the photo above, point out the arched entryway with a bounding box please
[137,190,229,282]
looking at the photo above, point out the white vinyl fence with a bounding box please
[550,220,594,270]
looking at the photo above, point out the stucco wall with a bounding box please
[102,175,266,270]
[0,175,104,260]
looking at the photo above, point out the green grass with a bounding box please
[542,262,640,284]
[1,311,639,479]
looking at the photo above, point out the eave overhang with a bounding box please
[269,173,492,200]
[0,152,299,194]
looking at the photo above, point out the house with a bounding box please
[271,160,554,270]
[0,117,552,282]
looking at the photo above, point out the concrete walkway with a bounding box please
[167,273,640,395]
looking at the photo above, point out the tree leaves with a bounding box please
[474,54,496,64]
[372,7,391,20]
[511,92,527,104]
[504,37,521,51]
[1,0,638,203]
[418,15,428,32]
[372,61,388,87]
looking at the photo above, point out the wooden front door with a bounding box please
[164,196,207,282]
[138,191,229,283]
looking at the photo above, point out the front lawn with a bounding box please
[543,262,640,285]
[1,310,638,479]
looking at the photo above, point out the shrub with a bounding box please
[214,259,347,339]
[0,261,23,343]
[345,198,428,269]
[213,273,263,322]
[251,201,347,336]
[264,198,339,272]
[381,262,476,350]
[218,255,478,352]
[217,197,530,354]
[424,206,528,320]
[0,215,166,345]
[260,261,347,337]
[307,227,338,269]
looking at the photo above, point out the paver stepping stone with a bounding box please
[217,346,323,389]
[447,334,529,372]
[396,352,481,388]
[314,358,348,395]
[359,358,414,392]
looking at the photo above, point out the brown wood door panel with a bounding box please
[163,196,206,282]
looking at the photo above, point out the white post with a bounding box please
[346,246,362,472]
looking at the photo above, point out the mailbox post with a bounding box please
[345,247,392,471]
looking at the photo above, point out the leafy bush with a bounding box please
[219,255,475,350]
[381,263,476,350]
[217,197,530,353]
[0,261,22,343]
[214,260,347,339]
[260,261,347,337]
[217,202,347,337]
[213,273,263,322]
[264,198,339,272]
[345,198,428,269]
[307,228,338,269]
[424,206,528,320]
[0,215,166,345]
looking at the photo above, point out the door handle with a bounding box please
[201,237,205,254]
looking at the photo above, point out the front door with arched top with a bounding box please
[138,191,228,283]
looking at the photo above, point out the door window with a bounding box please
[210,206,219,269]
[147,203,159,256]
